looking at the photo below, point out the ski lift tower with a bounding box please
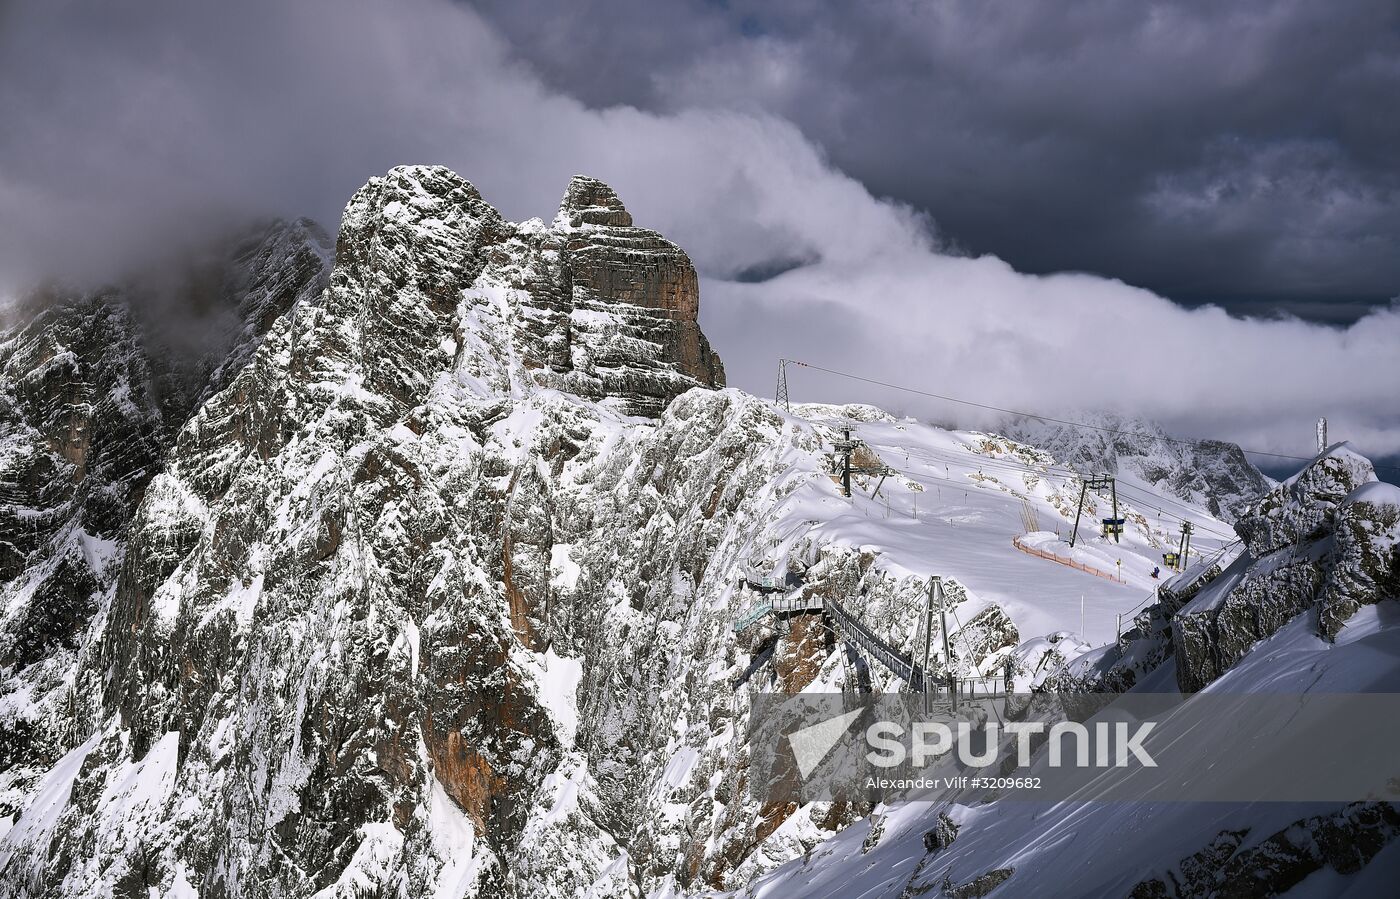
[776,359,791,412]
[1177,521,1194,567]
[833,427,861,497]
[1070,475,1119,547]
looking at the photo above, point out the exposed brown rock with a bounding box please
[774,612,832,693]
[551,174,726,415]
[430,733,509,833]
[502,530,539,651]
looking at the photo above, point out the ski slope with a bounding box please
[719,603,1400,898]
[753,403,1236,653]
[714,436,1400,898]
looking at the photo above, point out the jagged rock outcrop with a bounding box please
[0,218,330,827]
[559,175,634,228]
[1130,802,1400,897]
[923,812,960,854]
[1233,443,1376,560]
[1317,482,1400,637]
[1043,444,1400,696]
[1006,412,1271,522]
[1174,444,1397,691]
[204,219,336,401]
[551,175,725,415]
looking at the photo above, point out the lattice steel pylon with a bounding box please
[776,358,790,411]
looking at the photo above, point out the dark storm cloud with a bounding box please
[0,0,471,284]
[1,0,1398,463]
[471,0,1400,317]
[0,0,924,289]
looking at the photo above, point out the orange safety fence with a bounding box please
[1011,535,1126,585]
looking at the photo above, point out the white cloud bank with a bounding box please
[1,0,1395,459]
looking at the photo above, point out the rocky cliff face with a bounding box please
[554,175,725,414]
[0,165,772,898]
[1044,443,1399,696]
[0,218,331,830]
[1006,412,1272,522]
[324,166,724,423]
[1172,444,1397,691]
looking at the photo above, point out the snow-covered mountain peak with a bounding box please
[1005,408,1272,522]
[1235,440,1377,562]
[324,164,724,419]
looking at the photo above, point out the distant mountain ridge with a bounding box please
[1004,410,1273,522]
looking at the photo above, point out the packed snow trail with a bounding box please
[760,407,1235,650]
[721,443,1400,898]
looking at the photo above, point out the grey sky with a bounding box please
[471,0,1400,320]
[1,0,1397,464]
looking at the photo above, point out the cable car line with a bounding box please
[874,439,1237,541]
[783,358,1400,474]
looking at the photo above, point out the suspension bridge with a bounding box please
[733,584,1008,699]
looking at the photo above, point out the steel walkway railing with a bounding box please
[734,590,1010,700]
[826,596,928,691]
[732,594,825,632]
[731,601,774,633]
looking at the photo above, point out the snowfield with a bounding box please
[738,402,1235,659]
